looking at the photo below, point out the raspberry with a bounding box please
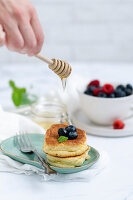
[93,88,103,96]
[88,80,100,87]
[113,120,125,129]
[103,84,114,94]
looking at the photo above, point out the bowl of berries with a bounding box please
[78,80,133,125]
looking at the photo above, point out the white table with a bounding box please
[0,62,133,200]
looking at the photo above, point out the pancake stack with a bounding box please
[43,124,90,168]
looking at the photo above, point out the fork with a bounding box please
[16,133,56,174]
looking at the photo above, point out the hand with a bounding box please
[0,0,44,55]
[0,25,5,46]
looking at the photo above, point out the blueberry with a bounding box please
[97,92,107,98]
[88,86,96,92]
[88,92,93,96]
[116,85,125,91]
[58,128,68,137]
[115,89,126,97]
[84,89,89,95]
[84,86,96,96]
[97,86,102,89]
[108,93,115,98]
[68,131,78,140]
[125,88,132,96]
[126,84,133,91]
[84,89,93,96]
[65,125,76,133]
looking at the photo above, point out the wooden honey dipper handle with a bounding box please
[35,54,53,65]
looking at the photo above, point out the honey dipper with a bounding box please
[0,25,71,78]
[35,54,72,79]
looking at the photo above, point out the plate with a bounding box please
[0,134,100,174]
[71,109,133,137]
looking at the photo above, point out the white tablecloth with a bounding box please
[0,62,133,200]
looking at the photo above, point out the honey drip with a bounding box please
[61,78,67,91]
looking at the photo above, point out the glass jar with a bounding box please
[10,98,70,130]
[30,100,68,130]
[14,97,69,130]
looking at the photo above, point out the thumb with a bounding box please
[0,24,6,47]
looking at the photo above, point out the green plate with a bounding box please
[0,134,100,174]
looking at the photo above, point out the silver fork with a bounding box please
[16,132,56,174]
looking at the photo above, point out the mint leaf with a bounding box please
[9,80,15,89]
[58,136,68,143]
[12,92,21,106]
[9,80,37,107]
[19,88,26,93]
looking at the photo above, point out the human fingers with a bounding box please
[18,20,37,55]
[0,24,5,46]
[4,20,24,52]
[30,13,44,55]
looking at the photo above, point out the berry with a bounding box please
[84,89,90,95]
[116,85,125,91]
[58,128,68,137]
[103,84,114,94]
[93,88,103,96]
[88,92,93,96]
[97,86,102,89]
[125,88,132,96]
[88,80,100,87]
[84,87,94,96]
[97,92,107,98]
[84,89,89,95]
[88,86,96,92]
[113,120,125,129]
[108,93,115,98]
[126,84,133,91]
[65,125,76,133]
[68,131,78,140]
[84,89,92,95]
[115,89,126,97]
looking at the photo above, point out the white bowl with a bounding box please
[78,85,133,125]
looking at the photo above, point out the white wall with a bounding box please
[0,0,133,63]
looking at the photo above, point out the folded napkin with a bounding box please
[0,110,109,182]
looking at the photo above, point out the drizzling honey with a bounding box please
[61,78,67,91]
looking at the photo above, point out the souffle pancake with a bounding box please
[43,124,90,168]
